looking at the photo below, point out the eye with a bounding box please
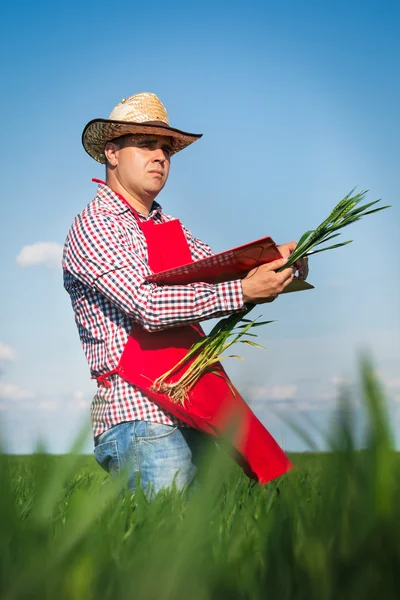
[163,146,172,157]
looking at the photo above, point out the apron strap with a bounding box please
[94,368,119,388]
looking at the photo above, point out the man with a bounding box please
[63,92,308,495]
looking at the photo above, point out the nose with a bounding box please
[152,147,167,164]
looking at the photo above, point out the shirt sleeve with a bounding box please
[63,212,245,332]
[180,223,214,261]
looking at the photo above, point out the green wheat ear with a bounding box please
[309,190,366,241]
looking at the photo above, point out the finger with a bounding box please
[301,258,309,280]
[277,266,296,283]
[295,257,305,270]
[281,272,296,289]
[264,257,290,271]
[296,257,309,280]
[277,241,297,257]
[245,257,289,279]
[299,265,309,281]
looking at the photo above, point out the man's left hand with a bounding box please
[277,241,309,281]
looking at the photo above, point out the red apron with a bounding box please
[96,185,293,484]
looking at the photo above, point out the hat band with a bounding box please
[136,120,170,127]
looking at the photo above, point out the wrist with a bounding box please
[241,280,252,305]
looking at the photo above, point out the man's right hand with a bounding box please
[241,258,295,304]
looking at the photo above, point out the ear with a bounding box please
[104,141,120,167]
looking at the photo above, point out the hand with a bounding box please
[277,241,297,258]
[241,257,295,305]
[277,241,309,281]
[296,256,309,280]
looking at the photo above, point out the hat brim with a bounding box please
[82,118,202,163]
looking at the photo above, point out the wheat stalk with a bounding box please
[151,190,390,404]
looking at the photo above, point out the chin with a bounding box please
[147,184,165,195]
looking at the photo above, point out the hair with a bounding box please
[104,135,132,175]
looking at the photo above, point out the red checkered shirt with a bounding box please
[63,182,245,437]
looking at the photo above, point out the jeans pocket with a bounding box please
[136,421,178,441]
[94,439,120,473]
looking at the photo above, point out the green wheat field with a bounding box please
[1,358,400,600]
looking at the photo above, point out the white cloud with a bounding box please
[0,382,35,400]
[248,384,297,401]
[0,342,17,362]
[16,242,63,269]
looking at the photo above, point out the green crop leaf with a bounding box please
[238,320,275,328]
[362,205,391,216]
[240,340,265,349]
[306,240,353,256]
[296,229,315,249]
[313,233,341,245]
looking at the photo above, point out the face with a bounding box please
[105,134,173,201]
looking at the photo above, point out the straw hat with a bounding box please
[82,92,202,163]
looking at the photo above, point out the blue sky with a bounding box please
[0,0,399,454]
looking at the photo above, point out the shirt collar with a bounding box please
[93,179,163,219]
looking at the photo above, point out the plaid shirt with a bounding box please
[63,182,245,437]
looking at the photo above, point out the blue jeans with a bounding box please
[94,421,214,496]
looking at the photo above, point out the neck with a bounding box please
[106,176,155,217]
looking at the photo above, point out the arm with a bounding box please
[63,213,245,332]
